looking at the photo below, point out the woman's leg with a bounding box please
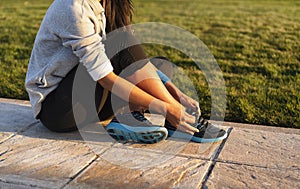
[126,62,179,106]
[38,64,107,132]
[105,32,179,108]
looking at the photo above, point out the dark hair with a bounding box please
[101,0,133,33]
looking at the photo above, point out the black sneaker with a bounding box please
[165,113,227,143]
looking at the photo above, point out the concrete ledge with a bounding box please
[0,98,299,188]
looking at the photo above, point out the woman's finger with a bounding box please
[177,124,194,135]
[177,121,198,134]
[182,112,196,125]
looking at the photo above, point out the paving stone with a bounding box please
[114,139,222,161]
[0,146,10,156]
[0,101,36,141]
[218,127,300,169]
[21,122,83,141]
[66,147,211,189]
[0,175,52,189]
[0,133,102,189]
[0,133,12,144]
[5,116,115,155]
[0,100,35,129]
[0,99,114,147]
[77,122,117,154]
[2,98,300,188]
[205,162,300,189]
[29,121,117,155]
[0,181,41,189]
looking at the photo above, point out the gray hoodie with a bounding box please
[25,0,112,118]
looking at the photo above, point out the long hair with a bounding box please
[101,0,133,33]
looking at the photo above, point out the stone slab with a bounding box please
[0,97,116,153]
[113,132,229,161]
[0,181,41,189]
[21,122,83,142]
[16,116,116,152]
[0,132,102,189]
[218,127,300,169]
[0,100,36,142]
[77,122,117,153]
[66,147,211,189]
[205,162,300,189]
[0,133,12,144]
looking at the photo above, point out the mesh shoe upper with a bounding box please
[165,115,227,139]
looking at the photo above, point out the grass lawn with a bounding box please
[0,0,299,128]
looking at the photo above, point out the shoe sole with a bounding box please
[167,130,228,143]
[106,122,168,144]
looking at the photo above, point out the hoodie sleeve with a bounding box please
[52,0,113,81]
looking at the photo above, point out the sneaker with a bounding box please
[106,112,168,144]
[165,113,228,143]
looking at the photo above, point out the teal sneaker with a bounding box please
[106,112,168,144]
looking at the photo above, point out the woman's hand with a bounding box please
[179,93,201,116]
[165,81,201,116]
[165,103,199,135]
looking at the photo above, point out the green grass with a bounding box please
[0,0,51,99]
[0,0,299,128]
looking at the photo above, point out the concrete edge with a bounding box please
[210,120,300,135]
[0,98,31,106]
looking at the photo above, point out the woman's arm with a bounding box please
[165,81,201,116]
[98,72,199,135]
[156,70,201,116]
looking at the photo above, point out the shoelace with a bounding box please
[131,111,145,121]
[131,111,152,125]
[193,114,209,131]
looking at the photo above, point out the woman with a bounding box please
[25,0,227,144]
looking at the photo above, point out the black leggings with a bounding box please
[38,32,149,132]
